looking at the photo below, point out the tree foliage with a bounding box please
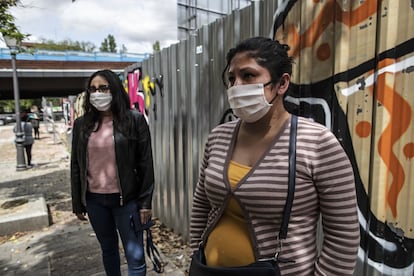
[100,34,117,53]
[0,97,63,113]
[0,99,40,113]
[153,40,160,52]
[0,0,28,42]
[35,38,96,52]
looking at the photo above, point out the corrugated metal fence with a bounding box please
[140,0,277,241]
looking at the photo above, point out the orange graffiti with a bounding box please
[376,59,411,217]
[287,0,379,57]
[316,43,331,61]
[356,121,371,138]
[403,143,414,159]
[279,0,411,218]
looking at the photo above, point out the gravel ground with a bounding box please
[0,122,192,275]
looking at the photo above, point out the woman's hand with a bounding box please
[139,208,152,224]
[75,212,88,221]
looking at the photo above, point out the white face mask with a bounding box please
[227,82,274,123]
[90,92,112,111]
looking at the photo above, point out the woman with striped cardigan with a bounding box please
[190,37,360,275]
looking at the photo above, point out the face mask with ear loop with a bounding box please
[90,92,113,111]
[227,81,277,123]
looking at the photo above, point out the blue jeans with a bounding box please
[86,192,146,276]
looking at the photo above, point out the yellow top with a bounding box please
[204,160,255,267]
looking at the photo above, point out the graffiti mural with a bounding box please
[140,74,164,121]
[273,0,414,274]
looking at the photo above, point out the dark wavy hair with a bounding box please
[221,37,294,87]
[81,69,131,136]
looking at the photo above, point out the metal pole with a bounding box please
[11,51,27,170]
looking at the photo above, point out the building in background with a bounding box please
[177,0,251,40]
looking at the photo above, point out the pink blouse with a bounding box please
[87,117,120,194]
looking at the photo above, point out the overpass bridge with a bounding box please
[0,48,148,100]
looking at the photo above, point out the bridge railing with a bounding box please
[0,48,150,62]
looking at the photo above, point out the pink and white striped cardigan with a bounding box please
[190,116,360,275]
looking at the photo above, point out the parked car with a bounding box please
[0,113,16,126]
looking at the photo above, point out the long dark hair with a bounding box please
[221,37,294,87]
[81,69,131,136]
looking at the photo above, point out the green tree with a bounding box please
[36,38,96,52]
[0,99,40,113]
[0,0,29,43]
[153,40,160,52]
[100,38,109,52]
[100,34,117,53]
[80,41,96,52]
[0,100,15,113]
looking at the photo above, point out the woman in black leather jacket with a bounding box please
[71,69,155,276]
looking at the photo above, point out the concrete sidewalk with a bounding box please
[0,122,189,275]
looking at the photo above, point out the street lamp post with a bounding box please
[4,35,26,170]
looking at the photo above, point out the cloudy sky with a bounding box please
[1,0,179,54]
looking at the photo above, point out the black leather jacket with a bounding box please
[71,110,154,213]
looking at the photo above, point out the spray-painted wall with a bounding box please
[128,0,414,274]
[272,1,414,275]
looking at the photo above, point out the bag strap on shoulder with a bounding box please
[279,115,297,240]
